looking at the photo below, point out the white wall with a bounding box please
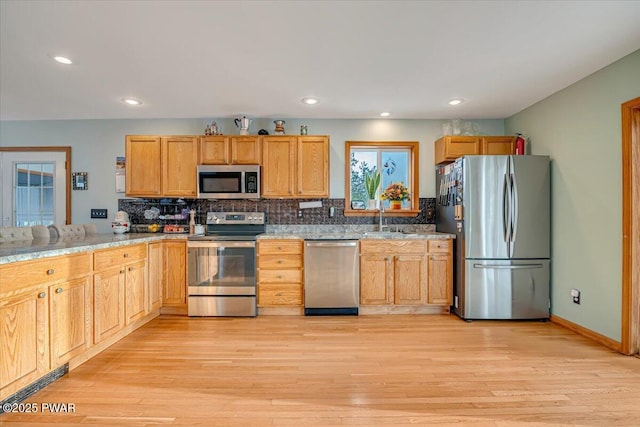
[1,118,504,233]
[505,49,640,341]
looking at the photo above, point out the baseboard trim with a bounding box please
[550,314,622,353]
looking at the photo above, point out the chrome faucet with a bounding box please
[378,205,388,232]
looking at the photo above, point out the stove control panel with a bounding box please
[206,211,265,225]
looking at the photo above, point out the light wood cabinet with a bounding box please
[93,244,147,343]
[434,135,516,164]
[0,285,49,397]
[360,240,427,305]
[262,135,329,198]
[200,135,261,165]
[125,135,198,197]
[49,276,91,367]
[426,240,453,305]
[0,252,90,398]
[147,241,164,312]
[125,135,162,197]
[257,240,304,307]
[162,136,198,197]
[161,240,187,309]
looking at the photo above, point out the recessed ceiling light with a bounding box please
[52,55,72,65]
[449,98,464,106]
[380,112,390,117]
[301,97,318,105]
[122,97,142,106]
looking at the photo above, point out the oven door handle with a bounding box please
[187,241,255,248]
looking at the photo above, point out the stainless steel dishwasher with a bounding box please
[304,240,359,315]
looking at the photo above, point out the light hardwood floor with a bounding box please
[2,314,640,426]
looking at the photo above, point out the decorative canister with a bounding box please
[300,125,308,135]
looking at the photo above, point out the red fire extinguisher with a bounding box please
[515,133,526,155]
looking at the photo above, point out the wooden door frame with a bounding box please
[0,146,72,225]
[621,97,640,355]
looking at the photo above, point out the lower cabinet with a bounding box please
[257,240,304,307]
[360,239,453,307]
[360,240,427,305]
[93,244,147,344]
[147,241,164,311]
[49,276,92,367]
[161,240,187,310]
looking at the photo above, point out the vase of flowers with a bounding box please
[380,182,410,210]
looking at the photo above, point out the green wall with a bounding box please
[505,49,640,341]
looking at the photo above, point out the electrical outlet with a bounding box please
[571,288,581,304]
[91,209,108,219]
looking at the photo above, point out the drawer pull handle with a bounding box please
[38,292,46,298]
[47,268,55,275]
[55,287,63,294]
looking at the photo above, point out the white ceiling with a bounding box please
[1,1,639,121]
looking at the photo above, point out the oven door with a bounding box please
[187,241,256,296]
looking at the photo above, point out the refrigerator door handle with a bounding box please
[472,263,545,270]
[511,172,518,243]
[502,173,510,242]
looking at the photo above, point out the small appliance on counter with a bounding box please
[112,211,131,234]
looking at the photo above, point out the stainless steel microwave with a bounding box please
[197,165,260,199]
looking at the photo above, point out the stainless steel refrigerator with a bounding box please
[436,155,550,320]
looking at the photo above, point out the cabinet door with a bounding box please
[125,135,162,197]
[93,268,125,344]
[297,136,329,197]
[359,254,393,305]
[231,136,261,164]
[200,136,229,164]
[163,241,187,307]
[49,277,91,367]
[481,136,516,155]
[394,254,427,305]
[427,254,453,305]
[147,242,163,312]
[0,287,49,394]
[162,136,198,197]
[125,260,147,325]
[261,136,296,197]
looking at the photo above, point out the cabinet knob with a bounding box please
[120,269,125,274]
[38,292,46,298]
[385,257,390,261]
[128,267,134,271]
[55,287,63,294]
[277,275,283,279]
[277,260,283,264]
[123,253,129,258]
[46,268,55,275]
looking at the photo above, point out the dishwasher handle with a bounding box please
[305,241,358,247]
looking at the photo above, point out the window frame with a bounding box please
[344,141,420,217]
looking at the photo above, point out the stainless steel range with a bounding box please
[187,211,265,317]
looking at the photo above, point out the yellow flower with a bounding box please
[380,182,410,201]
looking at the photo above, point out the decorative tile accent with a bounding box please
[118,198,436,226]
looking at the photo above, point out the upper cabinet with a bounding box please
[125,135,198,198]
[262,135,329,198]
[434,135,516,164]
[199,135,260,165]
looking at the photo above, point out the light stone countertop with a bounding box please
[0,227,455,265]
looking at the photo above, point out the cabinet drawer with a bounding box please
[361,240,427,255]
[94,244,147,271]
[258,240,303,255]
[258,254,302,269]
[428,240,452,253]
[0,253,90,294]
[258,284,303,306]
[259,269,302,284]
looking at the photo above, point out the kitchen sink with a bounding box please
[362,231,415,238]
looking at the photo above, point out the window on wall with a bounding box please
[345,141,419,216]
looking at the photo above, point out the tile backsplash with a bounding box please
[118,197,435,226]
